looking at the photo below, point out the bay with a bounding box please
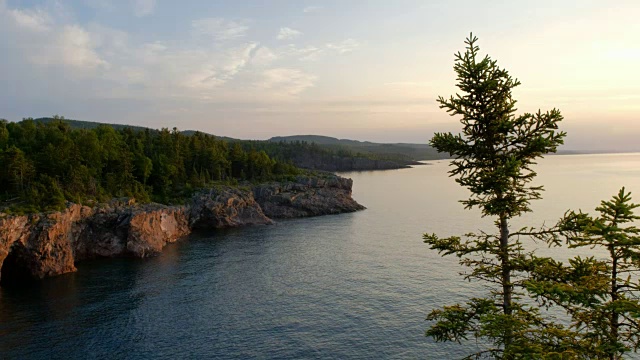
[2,153,640,359]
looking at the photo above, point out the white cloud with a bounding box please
[290,45,323,61]
[9,7,52,32]
[259,68,316,97]
[0,2,321,104]
[0,3,110,72]
[326,38,359,54]
[251,46,277,66]
[303,6,322,13]
[57,25,109,69]
[284,39,360,61]
[192,18,249,42]
[221,43,258,77]
[143,41,167,53]
[133,0,156,17]
[277,27,302,41]
[183,43,258,90]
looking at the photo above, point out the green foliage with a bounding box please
[269,135,444,161]
[424,33,567,358]
[0,119,300,212]
[431,34,565,218]
[528,188,640,359]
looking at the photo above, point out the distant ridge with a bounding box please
[22,118,436,170]
[270,135,377,146]
[32,117,239,142]
[269,135,444,161]
[34,117,152,132]
[26,118,601,158]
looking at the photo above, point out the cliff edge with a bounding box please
[0,175,363,285]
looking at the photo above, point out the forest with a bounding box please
[35,117,427,169]
[0,117,301,213]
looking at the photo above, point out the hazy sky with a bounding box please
[1,0,639,150]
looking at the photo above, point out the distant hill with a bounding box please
[181,130,237,142]
[26,118,433,171]
[270,135,373,146]
[34,118,241,142]
[20,117,609,171]
[35,117,152,132]
[269,135,444,161]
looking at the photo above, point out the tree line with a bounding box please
[0,117,301,213]
[425,34,640,359]
[246,139,418,164]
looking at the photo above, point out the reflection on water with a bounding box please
[1,154,640,359]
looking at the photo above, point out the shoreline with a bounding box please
[0,174,364,286]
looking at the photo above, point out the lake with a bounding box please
[2,153,640,359]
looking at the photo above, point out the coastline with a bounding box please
[0,174,364,286]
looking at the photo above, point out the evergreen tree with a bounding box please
[423,34,566,358]
[0,117,301,212]
[528,188,640,359]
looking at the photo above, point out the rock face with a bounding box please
[0,204,93,285]
[254,176,365,218]
[76,203,190,259]
[189,187,273,229]
[0,174,363,284]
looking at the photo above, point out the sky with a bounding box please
[1,0,639,150]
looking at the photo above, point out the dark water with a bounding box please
[3,154,640,359]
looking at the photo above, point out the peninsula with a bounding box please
[0,118,364,285]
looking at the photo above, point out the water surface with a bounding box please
[2,153,640,359]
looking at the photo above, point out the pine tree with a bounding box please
[528,188,640,359]
[423,33,566,358]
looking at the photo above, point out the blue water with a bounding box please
[2,153,640,359]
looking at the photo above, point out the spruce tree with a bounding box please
[528,188,640,359]
[423,34,566,358]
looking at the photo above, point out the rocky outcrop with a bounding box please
[76,203,190,259]
[0,174,364,284]
[0,204,93,284]
[189,187,273,229]
[0,202,192,283]
[254,176,365,218]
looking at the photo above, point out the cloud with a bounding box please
[251,46,278,66]
[277,27,302,40]
[143,41,167,53]
[259,68,316,97]
[1,3,108,71]
[192,18,249,42]
[303,6,322,13]
[286,44,323,61]
[56,25,110,69]
[0,1,319,108]
[284,39,360,61]
[220,43,259,78]
[181,43,258,91]
[133,0,156,17]
[326,38,359,54]
[8,7,52,32]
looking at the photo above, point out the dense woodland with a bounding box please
[0,117,301,213]
[269,135,443,161]
[36,118,429,167]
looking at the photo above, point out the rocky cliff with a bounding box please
[254,176,364,218]
[0,175,363,285]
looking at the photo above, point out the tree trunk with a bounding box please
[500,215,513,350]
[610,252,619,360]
